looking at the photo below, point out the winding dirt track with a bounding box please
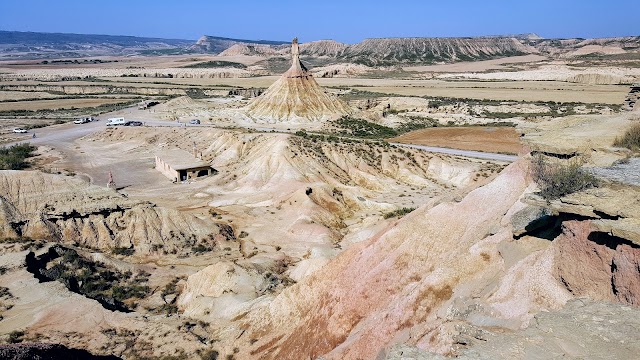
[391,143,519,162]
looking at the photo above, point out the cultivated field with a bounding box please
[0,90,63,101]
[91,77,629,104]
[0,98,136,111]
[402,54,548,72]
[389,126,523,154]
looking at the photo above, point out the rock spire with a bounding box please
[245,37,350,123]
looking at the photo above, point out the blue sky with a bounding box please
[0,0,637,43]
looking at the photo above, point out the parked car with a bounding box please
[189,119,201,125]
[13,128,28,133]
[125,121,143,126]
[74,118,89,124]
[106,117,126,126]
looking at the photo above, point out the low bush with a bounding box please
[199,350,219,360]
[613,123,640,150]
[383,207,416,219]
[111,246,135,256]
[531,155,599,200]
[29,246,151,312]
[182,60,246,69]
[191,244,213,253]
[334,116,398,139]
[8,330,24,343]
[0,144,36,170]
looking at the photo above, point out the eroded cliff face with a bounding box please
[0,67,250,82]
[553,220,640,306]
[0,84,187,96]
[209,157,640,359]
[222,37,537,65]
[227,161,534,359]
[0,171,219,254]
[532,36,640,56]
[339,37,536,66]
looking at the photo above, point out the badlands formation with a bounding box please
[0,31,639,360]
[245,39,351,122]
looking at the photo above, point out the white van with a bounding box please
[106,117,126,126]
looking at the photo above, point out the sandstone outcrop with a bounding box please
[0,171,219,254]
[553,220,640,306]
[245,38,351,122]
[311,63,371,78]
[384,299,640,359]
[624,84,639,111]
[0,84,187,96]
[219,43,281,57]
[178,261,269,320]
[218,157,640,359]
[566,72,635,85]
[233,161,534,359]
[518,112,637,158]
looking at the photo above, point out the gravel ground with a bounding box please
[589,157,640,186]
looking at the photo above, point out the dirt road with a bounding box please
[7,114,198,189]
[390,143,518,162]
[9,118,191,147]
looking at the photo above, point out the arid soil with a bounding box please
[389,127,523,154]
[0,41,639,360]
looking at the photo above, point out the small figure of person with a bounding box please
[32,133,36,138]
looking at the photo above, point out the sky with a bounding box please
[0,0,638,43]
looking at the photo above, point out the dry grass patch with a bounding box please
[531,155,599,200]
[614,122,640,150]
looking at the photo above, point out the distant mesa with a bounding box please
[245,38,351,123]
[2,30,639,64]
[191,35,289,53]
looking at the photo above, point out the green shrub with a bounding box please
[613,123,640,150]
[191,244,213,253]
[0,286,13,299]
[397,116,438,132]
[8,330,24,343]
[383,207,416,219]
[157,303,178,315]
[111,284,150,301]
[0,144,36,170]
[334,116,398,139]
[30,245,150,312]
[199,350,219,360]
[182,61,246,69]
[531,155,599,200]
[111,247,135,256]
